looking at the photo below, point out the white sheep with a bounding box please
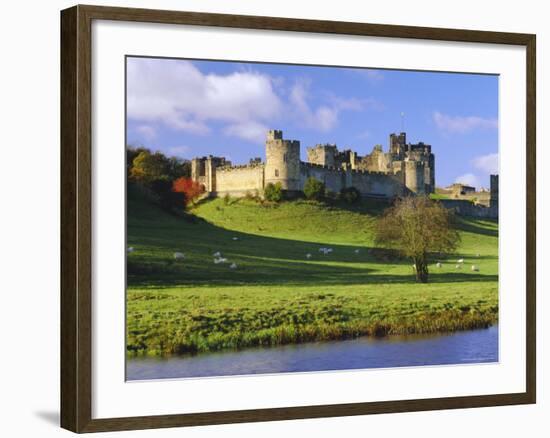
[232,237,239,241]
[471,265,479,272]
[174,252,185,260]
[229,262,237,269]
[354,249,360,254]
[436,262,442,268]
[127,247,134,253]
[455,264,462,269]
[214,257,228,264]
[213,251,222,257]
[457,258,464,264]
[306,253,312,259]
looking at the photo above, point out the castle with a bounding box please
[191,130,435,199]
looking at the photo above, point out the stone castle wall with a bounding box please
[439,199,498,219]
[192,130,439,201]
[213,165,264,196]
[299,162,406,198]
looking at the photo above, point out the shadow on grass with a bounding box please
[455,217,498,237]
[128,212,498,288]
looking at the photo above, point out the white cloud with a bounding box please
[433,111,498,133]
[127,58,282,141]
[167,146,191,158]
[455,173,480,188]
[128,58,381,142]
[224,121,268,144]
[289,80,366,132]
[134,124,157,141]
[472,153,499,175]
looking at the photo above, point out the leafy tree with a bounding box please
[264,182,283,202]
[126,146,150,176]
[173,177,205,206]
[149,178,186,212]
[130,150,170,182]
[374,196,460,283]
[166,156,191,180]
[340,186,360,204]
[304,177,325,200]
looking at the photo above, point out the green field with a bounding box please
[127,187,498,356]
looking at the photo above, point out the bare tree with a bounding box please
[375,196,460,283]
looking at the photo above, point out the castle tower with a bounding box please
[306,144,337,167]
[404,160,425,195]
[265,130,301,191]
[390,132,407,159]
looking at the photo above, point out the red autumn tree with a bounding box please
[172,177,205,206]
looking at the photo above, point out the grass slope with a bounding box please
[127,188,498,356]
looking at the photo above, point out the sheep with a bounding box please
[214,257,228,264]
[436,262,442,268]
[213,251,222,257]
[471,265,479,272]
[354,249,360,254]
[232,237,239,241]
[174,252,185,260]
[457,258,464,264]
[455,264,462,269]
[229,263,237,269]
[306,253,312,259]
[127,247,134,253]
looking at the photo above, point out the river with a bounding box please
[127,325,498,381]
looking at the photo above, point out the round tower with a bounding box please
[264,130,301,191]
[404,160,425,195]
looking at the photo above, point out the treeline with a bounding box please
[127,146,204,212]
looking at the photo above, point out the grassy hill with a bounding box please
[127,187,498,356]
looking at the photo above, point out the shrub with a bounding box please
[223,193,232,205]
[303,177,325,200]
[172,177,205,206]
[340,186,361,204]
[149,178,186,212]
[264,182,283,202]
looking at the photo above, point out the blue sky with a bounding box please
[126,57,498,188]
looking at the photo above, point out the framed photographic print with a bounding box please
[60,4,536,433]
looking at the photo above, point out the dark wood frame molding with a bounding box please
[61,4,536,433]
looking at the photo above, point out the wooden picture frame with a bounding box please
[61,4,536,433]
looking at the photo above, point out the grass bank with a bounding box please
[127,188,498,356]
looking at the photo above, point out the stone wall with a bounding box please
[214,165,264,196]
[439,199,498,219]
[299,163,405,198]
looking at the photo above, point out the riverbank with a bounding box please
[127,325,499,380]
[127,281,498,356]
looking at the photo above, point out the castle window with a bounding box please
[283,153,287,163]
[275,169,279,177]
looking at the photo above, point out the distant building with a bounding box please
[449,183,476,197]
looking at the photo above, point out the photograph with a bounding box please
[124,56,500,381]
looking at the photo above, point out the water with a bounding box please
[127,325,498,381]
